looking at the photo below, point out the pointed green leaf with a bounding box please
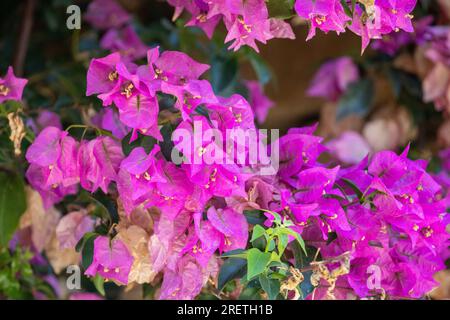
[341,178,364,200]
[281,228,307,254]
[217,258,247,291]
[251,225,266,242]
[337,79,374,120]
[259,274,281,300]
[221,249,247,259]
[81,234,97,270]
[0,172,26,246]
[267,0,295,19]
[247,248,271,280]
[243,209,266,225]
[93,274,105,296]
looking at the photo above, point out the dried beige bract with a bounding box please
[310,252,351,300]
[117,225,157,284]
[280,267,305,300]
[7,112,26,156]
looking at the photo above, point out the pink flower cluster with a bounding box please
[25,46,448,299]
[166,0,295,52]
[422,25,450,113]
[85,0,148,61]
[86,0,275,124]
[303,146,449,298]
[371,16,432,56]
[26,47,257,298]
[247,125,448,299]
[307,57,359,102]
[0,66,27,103]
[25,126,123,208]
[165,0,419,53]
[296,0,418,53]
[84,0,421,59]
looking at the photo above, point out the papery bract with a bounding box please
[85,0,130,30]
[56,210,95,249]
[0,66,27,103]
[85,236,133,285]
[78,136,124,193]
[307,57,359,102]
[245,80,273,124]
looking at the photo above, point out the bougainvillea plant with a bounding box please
[165,0,418,53]
[0,0,448,300]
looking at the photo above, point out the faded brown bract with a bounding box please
[118,225,157,285]
[280,267,305,300]
[19,187,80,274]
[7,112,26,156]
[45,233,80,274]
[429,270,450,300]
[438,0,450,20]
[362,105,417,152]
[358,0,375,7]
[310,251,351,300]
[116,204,160,286]
[20,187,61,252]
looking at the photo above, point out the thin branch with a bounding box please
[13,0,37,76]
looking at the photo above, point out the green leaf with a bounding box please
[268,260,287,270]
[251,225,266,242]
[210,55,238,96]
[221,249,247,259]
[217,258,247,291]
[337,78,374,120]
[0,172,26,246]
[323,193,347,201]
[270,251,281,263]
[238,285,262,300]
[92,190,120,224]
[0,101,22,116]
[280,228,307,254]
[340,178,364,201]
[81,234,98,270]
[194,105,210,118]
[244,209,266,225]
[290,245,316,299]
[75,231,98,252]
[267,238,276,251]
[340,0,353,17]
[251,236,267,252]
[270,273,287,282]
[293,244,316,269]
[93,274,105,296]
[247,51,272,85]
[121,132,156,156]
[259,274,281,300]
[142,283,156,299]
[386,68,422,99]
[299,270,315,299]
[265,210,282,224]
[267,0,295,19]
[77,190,117,226]
[277,232,289,255]
[246,248,271,280]
[159,124,175,161]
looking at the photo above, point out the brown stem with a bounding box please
[13,0,37,76]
